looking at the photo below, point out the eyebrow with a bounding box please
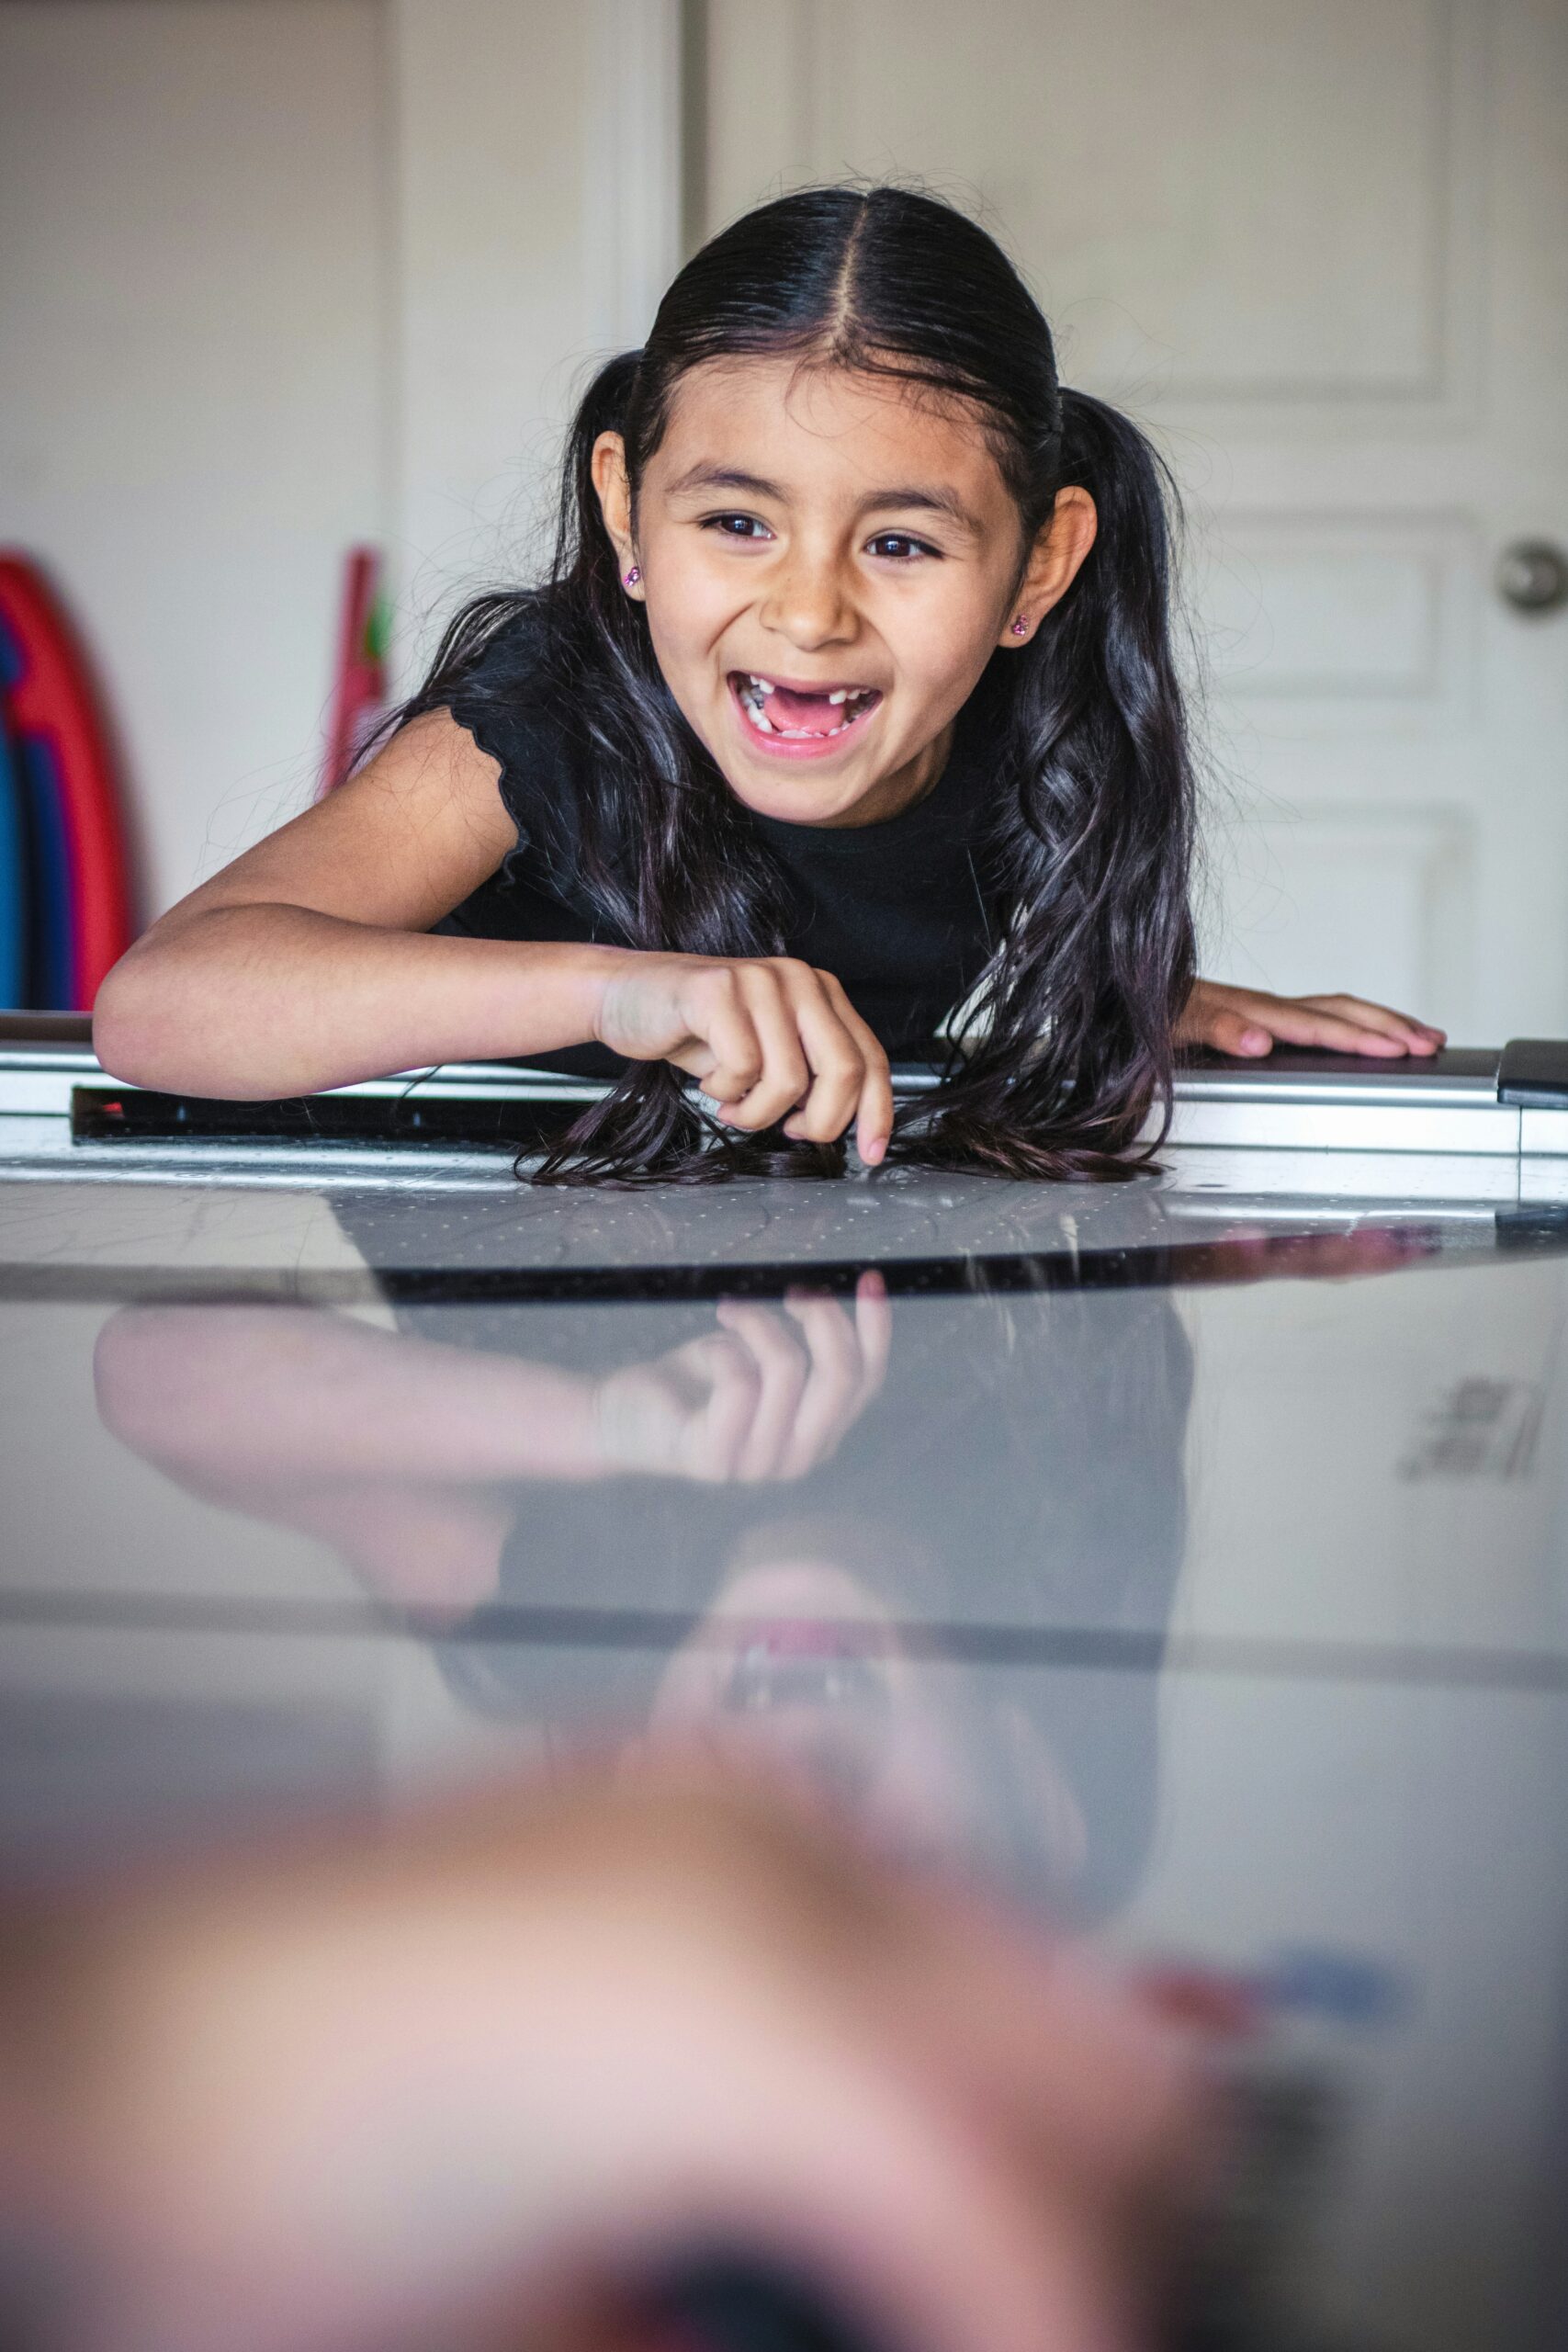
[664,463,984,538]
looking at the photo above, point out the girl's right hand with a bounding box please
[593,953,895,1167]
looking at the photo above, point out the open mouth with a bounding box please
[720,1619,892,1720]
[728,670,883,752]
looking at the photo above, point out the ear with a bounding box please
[591,430,640,590]
[998,485,1098,650]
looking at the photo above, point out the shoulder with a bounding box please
[419,590,585,855]
[431,590,572,750]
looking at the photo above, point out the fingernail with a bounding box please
[1241,1027,1269,1051]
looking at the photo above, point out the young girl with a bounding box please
[95,184,1443,1182]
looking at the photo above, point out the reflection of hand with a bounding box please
[1189,1224,1443,1287]
[15,1765,1210,2352]
[592,1272,891,1484]
[1178,978,1445,1059]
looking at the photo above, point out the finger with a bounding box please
[676,1329,764,1482]
[774,970,870,1147]
[852,1271,894,1400]
[722,967,813,1133]
[814,971,896,1165]
[778,1289,865,1476]
[687,972,768,1112]
[714,1300,811,1479]
[1296,993,1446,1052]
[1199,1007,1276,1057]
[656,1331,748,1391]
[819,1272,893,1445]
[1231,999,1419,1058]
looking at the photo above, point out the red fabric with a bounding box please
[0,555,134,1005]
[320,545,386,796]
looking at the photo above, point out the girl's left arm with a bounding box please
[1177,978,1447,1060]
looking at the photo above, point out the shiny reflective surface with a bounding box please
[3,1156,1566,2351]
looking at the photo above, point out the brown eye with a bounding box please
[705,514,773,540]
[867,534,939,561]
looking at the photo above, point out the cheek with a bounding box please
[892,616,1001,715]
[644,555,737,678]
[887,571,1010,671]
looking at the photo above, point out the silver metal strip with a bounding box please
[6,1046,1568,1162]
[1156,1099,1524,1156]
[1519,1108,1568,1157]
[0,1056,609,1118]
[1168,1069,1498,1109]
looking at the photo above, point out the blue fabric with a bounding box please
[0,608,73,1010]
[0,704,27,1007]
[18,730,74,1009]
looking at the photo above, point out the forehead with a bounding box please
[650,355,1013,515]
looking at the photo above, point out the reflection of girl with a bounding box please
[434,1289,1191,1927]
[96,186,1440,1183]
[97,1281,1191,1926]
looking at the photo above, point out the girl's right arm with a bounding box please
[93,712,893,1161]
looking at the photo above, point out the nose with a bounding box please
[758,541,859,653]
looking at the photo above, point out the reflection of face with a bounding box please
[641,1552,1085,1883]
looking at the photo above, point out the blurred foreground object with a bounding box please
[0,1765,1207,2352]
[0,555,135,1009]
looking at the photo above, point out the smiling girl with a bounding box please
[95,185,1442,1180]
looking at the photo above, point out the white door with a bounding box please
[694,0,1568,1045]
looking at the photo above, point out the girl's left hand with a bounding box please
[1177,979,1446,1060]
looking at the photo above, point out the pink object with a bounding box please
[624,566,640,586]
[1010,616,1029,635]
[319,547,388,797]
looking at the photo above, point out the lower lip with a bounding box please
[728,675,882,762]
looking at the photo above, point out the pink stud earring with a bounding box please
[623,566,640,587]
[1010,616,1029,636]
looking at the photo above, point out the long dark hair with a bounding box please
[397,185,1199,1183]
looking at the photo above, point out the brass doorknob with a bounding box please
[1496,539,1568,614]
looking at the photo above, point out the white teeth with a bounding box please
[737,676,775,729]
[743,674,875,705]
[735,673,874,741]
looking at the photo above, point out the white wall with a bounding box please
[0,0,387,916]
[389,0,679,666]
[0,0,680,924]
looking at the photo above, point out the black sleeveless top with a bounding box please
[431,598,1010,1077]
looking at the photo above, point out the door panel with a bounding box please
[697,0,1568,1040]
